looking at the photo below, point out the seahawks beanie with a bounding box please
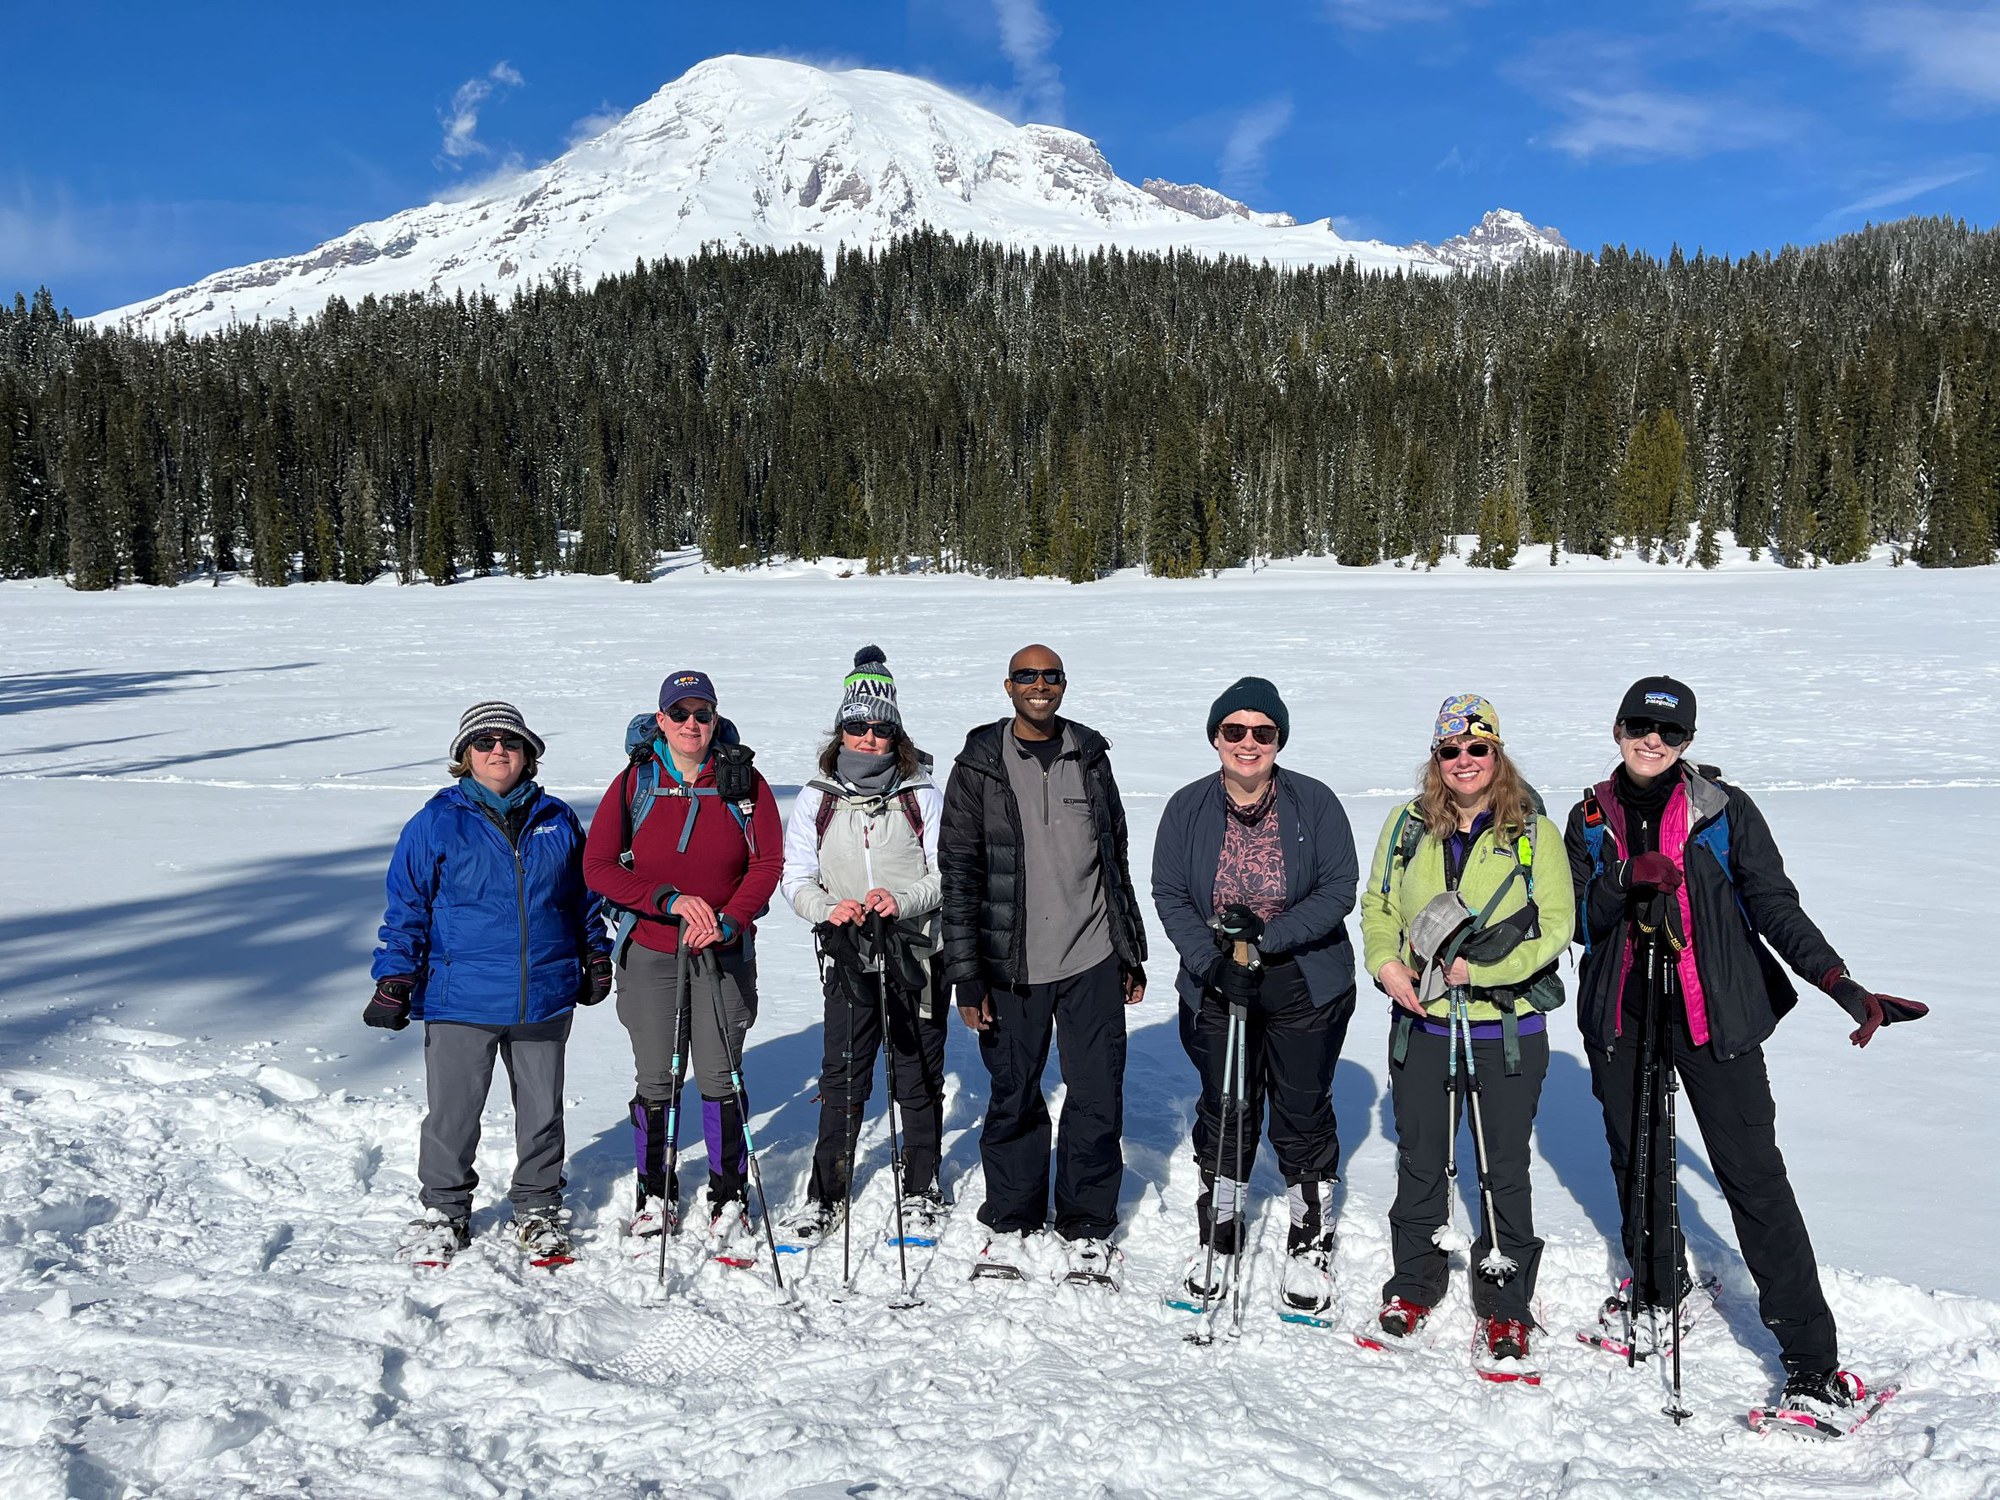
[837,646,901,729]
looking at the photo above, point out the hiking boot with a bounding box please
[516,1207,574,1267]
[1777,1368,1861,1421]
[1485,1316,1531,1362]
[406,1208,470,1268]
[776,1198,843,1248]
[1377,1296,1431,1340]
[899,1185,949,1240]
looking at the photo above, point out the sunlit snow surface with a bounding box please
[3,550,1996,1498]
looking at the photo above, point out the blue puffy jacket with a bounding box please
[372,783,610,1025]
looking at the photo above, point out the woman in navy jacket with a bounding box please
[369,701,609,1268]
[1151,677,1358,1315]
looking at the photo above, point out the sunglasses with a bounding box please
[1435,741,1495,762]
[1620,717,1691,748]
[469,733,526,753]
[1217,722,1279,745]
[844,721,900,740]
[663,706,716,725]
[1008,667,1067,686]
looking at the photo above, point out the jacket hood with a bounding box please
[956,717,1109,774]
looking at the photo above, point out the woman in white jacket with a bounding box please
[777,647,948,1244]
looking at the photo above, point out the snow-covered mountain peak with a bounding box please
[92,55,1570,337]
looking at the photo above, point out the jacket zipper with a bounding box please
[511,818,530,1023]
[1042,767,1051,825]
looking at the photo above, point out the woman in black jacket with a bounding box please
[1567,675,1928,1430]
[1151,677,1358,1317]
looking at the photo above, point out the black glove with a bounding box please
[364,977,413,1030]
[580,954,614,1005]
[1214,903,1265,947]
[1218,958,1261,1008]
[1822,969,1929,1049]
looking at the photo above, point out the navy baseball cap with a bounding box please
[1617,676,1696,733]
[658,669,718,710]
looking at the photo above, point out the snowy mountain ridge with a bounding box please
[93,55,1570,338]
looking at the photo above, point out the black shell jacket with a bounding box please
[1564,765,1843,1062]
[939,718,1147,990]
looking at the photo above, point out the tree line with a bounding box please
[1,213,1995,591]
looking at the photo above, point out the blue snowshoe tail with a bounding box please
[1278,1309,1339,1329]
[886,1233,939,1249]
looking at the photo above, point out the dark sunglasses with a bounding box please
[1217,722,1279,745]
[1620,717,1691,748]
[663,706,716,725]
[1008,667,1067,686]
[1435,741,1495,762]
[469,733,526,753]
[844,721,900,740]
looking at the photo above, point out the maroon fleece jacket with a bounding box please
[583,755,784,954]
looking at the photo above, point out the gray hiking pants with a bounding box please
[616,942,758,1101]
[418,1016,572,1218]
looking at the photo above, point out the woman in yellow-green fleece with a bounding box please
[1360,694,1574,1369]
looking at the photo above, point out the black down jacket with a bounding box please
[939,718,1147,991]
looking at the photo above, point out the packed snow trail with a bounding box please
[3,551,1998,1496]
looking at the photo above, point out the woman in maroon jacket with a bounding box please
[584,668,783,1248]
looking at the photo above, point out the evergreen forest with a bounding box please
[1,214,1995,591]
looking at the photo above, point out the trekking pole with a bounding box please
[700,948,785,1295]
[869,912,920,1309]
[1451,986,1518,1285]
[1627,914,1664,1371]
[1657,926,1694,1425]
[1432,970,1470,1257]
[835,938,857,1290]
[1225,989,1251,1341]
[1188,928,1256,1345]
[658,949,693,1286]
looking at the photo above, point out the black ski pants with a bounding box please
[1385,1023,1547,1324]
[975,954,1126,1241]
[807,963,947,1204]
[1588,1023,1838,1374]
[1179,962,1353,1192]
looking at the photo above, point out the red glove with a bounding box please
[1621,853,1683,893]
[1822,969,1929,1048]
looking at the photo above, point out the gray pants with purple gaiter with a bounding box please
[616,941,758,1205]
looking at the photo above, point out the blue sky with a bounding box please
[5,0,1995,316]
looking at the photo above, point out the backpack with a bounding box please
[809,774,929,866]
[1577,766,1742,956]
[607,711,764,960]
[1380,790,1559,1075]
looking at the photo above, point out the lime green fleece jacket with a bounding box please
[1359,806,1575,1021]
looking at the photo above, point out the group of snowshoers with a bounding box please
[368,648,1928,1435]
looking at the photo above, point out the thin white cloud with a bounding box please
[1820,161,1988,225]
[565,107,626,148]
[1856,4,2000,108]
[1323,0,1476,31]
[0,181,112,285]
[440,62,524,165]
[1219,96,1294,202]
[1509,34,1804,160]
[993,0,1064,124]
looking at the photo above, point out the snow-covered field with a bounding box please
[3,553,1997,1499]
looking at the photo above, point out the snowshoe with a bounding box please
[1473,1315,1541,1385]
[1579,1274,1719,1361]
[1164,1248,1234,1315]
[515,1208,575,1270]
[969,1230,1031,1282]
[1355,1296,1432,1354]
[890,1187,949,1248]
[1059,1237,1121,1290]
[405,1209,470,1270]
[775,1198,843,1254]
[627,1193,680,1243]
[1277,1236,1335,1327]
[1750,1370,1897,1440]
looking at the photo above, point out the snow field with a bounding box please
[2,554,1997,1497]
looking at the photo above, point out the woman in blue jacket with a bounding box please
[1151,678,1359,1317]
[369,701,610,1269]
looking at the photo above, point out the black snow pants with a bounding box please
[806,959,947,1205]
[1588,1020,1838,1374]
[975,953,1127,1241]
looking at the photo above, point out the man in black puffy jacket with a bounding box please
[941,644,1147,1277]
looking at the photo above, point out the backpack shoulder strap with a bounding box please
[1380,802,1424,895]
[813,786,839,848]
